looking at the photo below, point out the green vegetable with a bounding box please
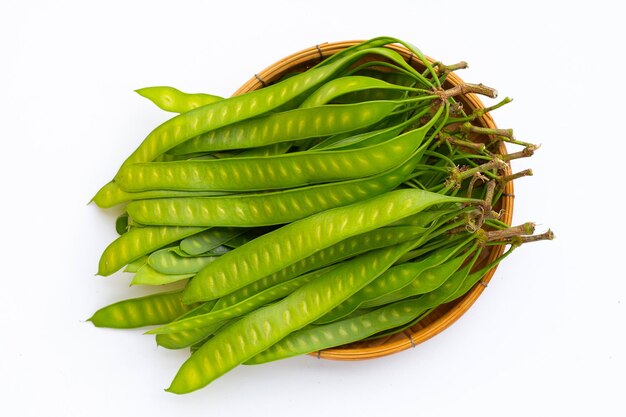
[88,36,552,394]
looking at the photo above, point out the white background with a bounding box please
[1,0,624,415]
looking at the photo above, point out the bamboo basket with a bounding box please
[233,41,514,360]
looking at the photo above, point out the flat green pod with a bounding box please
[89,290,195,329]
[148,248,219,275]
[182,188,474,304]
[167,240,416,394]
[131,264,193,286]
[97,226,207,276]
[136,86,222,113]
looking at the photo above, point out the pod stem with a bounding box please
[493,136,537,148]
[437,83,498,100]
[498,169,533,185]
[434,61,469,74]
[439,132,489,154]
[482,180,497,214]
[447,158,508,190]
[483,222,536,242]
[466,172,489,198]
[514,229,555,244]
[498,145,538,161]
[462,122,513,139]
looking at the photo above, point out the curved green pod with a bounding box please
[92,47,393,204]
[356,248,490,340]
[114,105,420,193]
[236,142,292,157]
[156,321,226,350]
[167,240,415,394]
[169,100,397,156]
[316,241,476,323]
[147,248,220,275]
[213,225,431,310]
[125,152,416,227]
[179,228,246,256]
[149,266,337,335]
[124,48,393,167]
[97,226,207,276]
[361,242,477,308]
[91,184,233,209]
[88,290,195,329]
[246,250,486,364]
[135,86,223,113]
[131,264,194,286]
[182,188,474,304]
[123,255,148,273]
[299,76,417,108]
[247,299,425,364]
[155,300,219,349]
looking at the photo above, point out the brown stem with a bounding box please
[496,136,536,148]
[457,158,508,182]
[438,83,498,100]
[435,61,469,74]
[483,180,497,212]
[447,136,488,153]
[516,229,555,244]
[499,145,538,161]
[446,158,507,191]
[466,172,489,198]
[484,222,536,241]
[462,122,514,139]
[471,97,513,118]
[499,169,533,184]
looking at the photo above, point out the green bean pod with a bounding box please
[314,241,473,324]
[246,249,485,364]
[147,248,219,275]
[299,76,415,108]
[136,86,223,113]
[97,226,206,276]
[125,152,416,227]
[156,322,227,350]
[92,185,233,209]
[330,88,407,105]
[123,255,148,273]
[89,290,195,328]
[179,228,246,256]
[171,245,231,257]
[362,242,478,308]
[127,47,393,165]
[222,230,261,248]
[213,225,431,310]
[236,142,292,157]
[247,299,425,364]
[354,69,420,88]
[182,188,474,304]
[361,248,487,340]
[167,240,415,393]
[315,37,436,89]
[155,300,218,349]
[444,245,517,303]
[310,119,406,151]
[168,99,398,156]
[131,264,194,286]
[114,104,424,193]
[92,47,397,204]
[149,266,338,335]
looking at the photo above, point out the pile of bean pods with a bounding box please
[89,36,553,394]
